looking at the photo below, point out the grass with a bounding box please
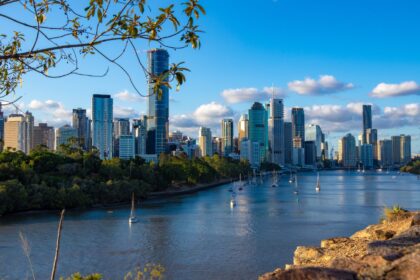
[382,205,409,222]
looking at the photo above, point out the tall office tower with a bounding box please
[249,102,268,162]
[391,135,401,165]
[72,108,91,150]
[92,94,113,159]
[119,135,135,160]
[147,48,169,156]
[240,139,261,169]
[267,98,284,166]
[304,140,316,166]
[283,122,293,164]
[198,127,213,157]
[338,133,357,168]
[400,135,411,164]
[113,118,130,157]
[238,114,249,151]
[365,128,378,161]
[132,116,147,156]
[33,123,55,150]
[4,112,34,154]
[305,124,323,161]
[55,125,78,150]
[221,119,234,156]
[0,103,4,152]
[362,104,372,144]
[291,107,305,148]
[360,144,373,168]
[378,139,392,167]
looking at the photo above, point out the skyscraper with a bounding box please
[55,124,78,149]
[221,119,234,156]
[4,112,33,154]
[119,135,135,160]
[391,135,401,165]
[305,124,323,161]
[338,133,357,168]
[132,116,147,156]
[198,127,213,157]
[400,135,411,164]
[249,102,268,162]
[238,114,249,151]
[304,140,316,166]
[267,98,284,166]
[360,144,373,168]
[291,107,305,148]
[362,105,372,144]
[378,139,392,167]
[147,48,169,156]
[92,94,113,159]
[72,108,91,150]
[284,122,293,164]
[113,118,130,157]
[33,123,55,150]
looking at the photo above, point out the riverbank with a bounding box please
[260,210,420,280]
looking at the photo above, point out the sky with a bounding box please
[2,0,420,154]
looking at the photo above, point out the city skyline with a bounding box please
[1,0,419,153]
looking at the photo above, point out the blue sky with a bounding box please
[2,0,420,154]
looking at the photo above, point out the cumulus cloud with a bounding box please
[288,75,354,95]
[114,106,140,119]
[221,86,285,104]
[114,90,145,102]
[28,99,61,110]
[370,81,420,98]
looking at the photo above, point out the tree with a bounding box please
[0,0,205,100]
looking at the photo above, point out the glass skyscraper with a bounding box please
[92,94,113,159]
[249,102,268,162]
[291,107,305,148]
[72,108,91,151]
[362,104,372,144]
[221,119,234,156]
[147,48,169,156]
[267,98,284,166]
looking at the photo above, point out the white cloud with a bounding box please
[370,81,420,98]
[114,90,145,102]
[221,87,285,104]
[28,99,60,110]
[288,75,354,95]
[114,106,140,119]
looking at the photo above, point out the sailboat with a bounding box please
[129,193,138,224]
[271,170,278,187]
[315,172,321,192]
[230,193,236,208]
[288,171,295,183]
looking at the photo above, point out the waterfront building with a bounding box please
[72,108,91,150]
[147,49,170,156]
[267,98,285,166]
[33,123,55,150]
[292,147,305,166]
[400,135,411,164]
[291,107,305,148]
[198,127,213,157]
[338,133,357,168]
[55,124,77,149]
[304,141,316,166]
[132,116,147,156]
[391,135,401,165]
[284,122,293,165]
[92,94,113,159]
[249,102,268,162]
[360,144,374,168]
[221,119,234,156]
[362,104,372,144]
[113,118,130,157]
[240,138,261,169]
[238,114,249,151]
[378,139,392,167]
[305,124,323,161]
[119,135,135,160]
[4,112,34,154]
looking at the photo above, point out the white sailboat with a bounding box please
[129,193,138,224]
[315,172,321,192]
[230,193,236,208]
[288,171,295,183]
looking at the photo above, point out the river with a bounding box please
[0,170,419,279]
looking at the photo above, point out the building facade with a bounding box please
[291,107,305,148]
[92,94,113,159]
[72,108,91,150]
[55,125,77,149]
[4,112,34,154]
[238,114,249,151]
[305,124,323,160]
[198,127,213,157]
[338,133,357,168]
[221,119,234,156]
[113,118,130,157]
[33,123,55,150]
[360,144,374,168]
[119,135,135,160]
[133,116,147,156]
[284,122,293,165]
[362,104,372,144]
[400,135,411,164]
[249,102,268,162]
[267,98,284,166]
[378,139,392,167]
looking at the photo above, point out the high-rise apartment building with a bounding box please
[362,105,372,144]
[238,114,249,151]
[378,139,392,167]
[291,107,305,148]
[33,123,55,150]
[92,94,113,159]
[400,135,411,164]
[284,122,293,165]
[119,135,135,160]
[113,118,130,157]
[267,98,284,166]
[147,49,170,156]
[55,124,77,150]
[391,135,401,165]
[360,144,373,168]
[198,127,213,157]
[338,133,357,168]
[4,112,34,154]
[305,124,323,160]
[72,108,91,150]
[132,116,147,156]
[249,102,268,162]
[221,119,234,156]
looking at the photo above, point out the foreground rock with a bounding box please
[260,211,420,280]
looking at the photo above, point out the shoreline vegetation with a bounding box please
[260,208,420,280]
[400,159,420,175]
[0,145,252,217]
